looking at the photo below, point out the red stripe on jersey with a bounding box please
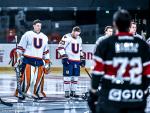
[17,46,25,51]
[58,47,65,50]
[105,64,116,75]
[123,64,131,77]
[44,59,50,63]
[93,60,104,72]
[17,46,24,49]
[69,59,80,62]
[105,64,131,77]
[23,55,42,59]
[116,32,133,36]
[43,50,49,55]
[143,64,150,76]
[64,81,70,84]
[71,81,78,84]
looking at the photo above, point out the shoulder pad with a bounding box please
[62,34,72,41]
[64,35,67,38]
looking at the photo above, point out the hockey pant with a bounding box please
[96,101,146,113]
[63,61,80,93]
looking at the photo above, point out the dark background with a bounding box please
[0,0,149,43]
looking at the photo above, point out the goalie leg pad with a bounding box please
[33,67,46,98]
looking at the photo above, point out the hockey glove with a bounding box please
[9,48,23,68]
[43,59,51,74]
[62,54,69,66]
[80,59,85,67]
[80,56,86,67]
[87,90,98,113]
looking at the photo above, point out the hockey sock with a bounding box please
[71,76,78,92]
[64,77,71,92]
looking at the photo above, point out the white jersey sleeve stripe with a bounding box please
[93,55,104,64]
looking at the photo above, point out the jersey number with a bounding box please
[72,43,79,53]
[113,57,142,84]
[33,38,42,49]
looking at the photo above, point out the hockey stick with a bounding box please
[14,36,24,98]
[8,59,12,65]
[83,67,102,100]
[84,67,102,93]
[0,98,13,107]
[83,67,92,79]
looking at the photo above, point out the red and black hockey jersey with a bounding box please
[92,32,150,105]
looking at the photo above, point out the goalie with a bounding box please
[57,26,86,98]
[10,19,51,100]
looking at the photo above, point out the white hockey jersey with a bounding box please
[17,30,49,60]
[58,33,83,62]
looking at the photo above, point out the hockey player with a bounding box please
[88,9,150,113]
[11,19,51,100]
[96,26,113,45]
[129,21,145,40]
[57,26,85,98]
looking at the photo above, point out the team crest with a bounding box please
[74,64,77,68]
[66,70,69,74]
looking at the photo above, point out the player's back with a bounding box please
[96,33,150,107]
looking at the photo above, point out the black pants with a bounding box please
[96,97,146,113]
[96,103,145,113]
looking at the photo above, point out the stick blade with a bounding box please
[0,98,13,107]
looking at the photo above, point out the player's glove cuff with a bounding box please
[43,59,51,74]
[80,56,86,67]
[61,54,69,66]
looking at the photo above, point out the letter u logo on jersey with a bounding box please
[72,43,79,54]
[33,38,42,49]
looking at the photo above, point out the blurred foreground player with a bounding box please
[96,26,113,44]
[11,19,51,100]
[57,26,85,98]
[88,9,150,113]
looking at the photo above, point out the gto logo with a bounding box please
[108,89,143,102]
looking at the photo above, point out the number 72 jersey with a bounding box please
[92,33,150,86]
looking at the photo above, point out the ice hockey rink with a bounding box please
[0,69,91,113]
[0,0,149,111]
[1,70,150,113]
